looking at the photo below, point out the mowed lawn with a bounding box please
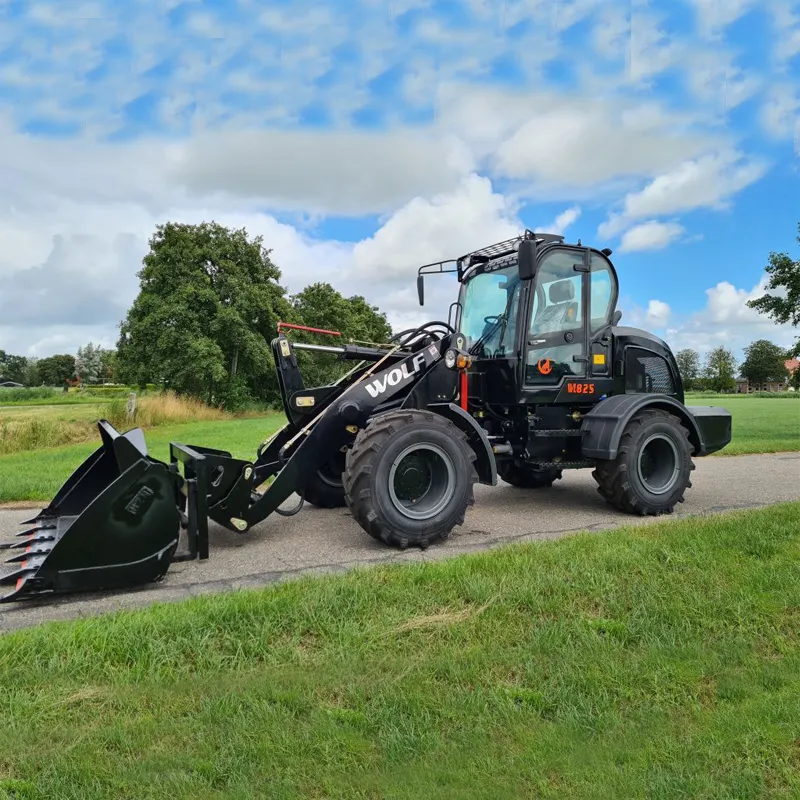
[0,503,797,799]
[685,394,799,455]
[0,395,797,503]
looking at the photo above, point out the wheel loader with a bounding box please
[1,230,732,602]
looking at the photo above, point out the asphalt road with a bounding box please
[0,451,798,631]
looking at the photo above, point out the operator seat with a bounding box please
[533,279,578,333]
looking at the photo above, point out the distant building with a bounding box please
[739,359,798,393]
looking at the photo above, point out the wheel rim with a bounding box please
[388,443,456,520]
[636,434,680,495]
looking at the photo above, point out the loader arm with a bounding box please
[244,339,447,526]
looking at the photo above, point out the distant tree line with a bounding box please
[0,346,117,388]
[675,340,798,393]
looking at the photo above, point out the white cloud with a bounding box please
[600,150,768,240]
[688,0,759,39]
[663,275,798,359]
[168,127,475,216]
[761,84,800,140]
[441,86,722,193]
[351,174,521,285]
[550,206,582,235]
[645,299,672,328]
[771,0,800,66]
[628,6,685,84]
[618,221,686,252]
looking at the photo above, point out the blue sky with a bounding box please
[0,0,797,361]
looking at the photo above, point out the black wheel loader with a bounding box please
[1,230,732,602]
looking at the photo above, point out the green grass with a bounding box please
[0,503,797,799]
[0,416,284,503]
[686,394,800,455]
[0,403,109,421]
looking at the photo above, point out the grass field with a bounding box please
[0,394,797,503]
[0,502,797,798]
[0,415,285,503]
[685,394,799,455]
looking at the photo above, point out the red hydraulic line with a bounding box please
[277,321,342,337]
[460,370,469,411]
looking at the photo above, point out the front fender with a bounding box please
[427,403,497,486]
[581,394,705,459]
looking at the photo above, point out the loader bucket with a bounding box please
[1,420,181,602]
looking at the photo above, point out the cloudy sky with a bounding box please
[0,0,798,362]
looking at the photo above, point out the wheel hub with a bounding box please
[394,454,432,499]
[637,433,680,495]
[388,443,456,521]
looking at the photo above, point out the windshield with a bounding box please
[458,265,520,358]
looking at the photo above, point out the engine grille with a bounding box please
[625,347,676,395]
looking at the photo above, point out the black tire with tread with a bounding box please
[592,408,695,516]
[343,409,478,549]
[498,462,563,488]
[300,454,347,508]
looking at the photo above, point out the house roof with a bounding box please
[785,359,799,374]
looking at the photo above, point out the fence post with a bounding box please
[126,392,137,423]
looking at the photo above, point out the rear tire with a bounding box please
[300,450,347,508]
[498,462,563,488]
[592,408,695,516]
[343,410,478,548]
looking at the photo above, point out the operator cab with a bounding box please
[451,232,619,403]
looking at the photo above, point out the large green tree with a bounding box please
[289,282,393,387]
[747,221,800,356]
[675,348,701,391]
[703,346,737,393]
[117,221,293,407]
[35,354,76,386]
[740,339,789,388]
[75,342,105,384]
[0,351,34,385]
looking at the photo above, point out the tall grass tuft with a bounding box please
[105,391,227,428]
[0,392,229,455]
[0,418,96,454]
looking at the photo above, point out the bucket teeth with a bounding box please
[0,566,37,586]
[0,535,55,551]
[6,544,53,563]
[15,524,55,538]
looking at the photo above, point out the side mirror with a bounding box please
[417,274,425,306]
[518,239,536,280]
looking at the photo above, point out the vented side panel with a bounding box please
[625,347,676,395]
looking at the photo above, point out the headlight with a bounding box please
[444,348,457,369]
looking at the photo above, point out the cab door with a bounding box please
[587,251,618,380]
[522,246,588,391]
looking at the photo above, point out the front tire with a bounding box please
[592,408,695,516]
[343,410,478,548]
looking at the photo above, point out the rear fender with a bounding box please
[581,394,711,459]
[427,403,497,486]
